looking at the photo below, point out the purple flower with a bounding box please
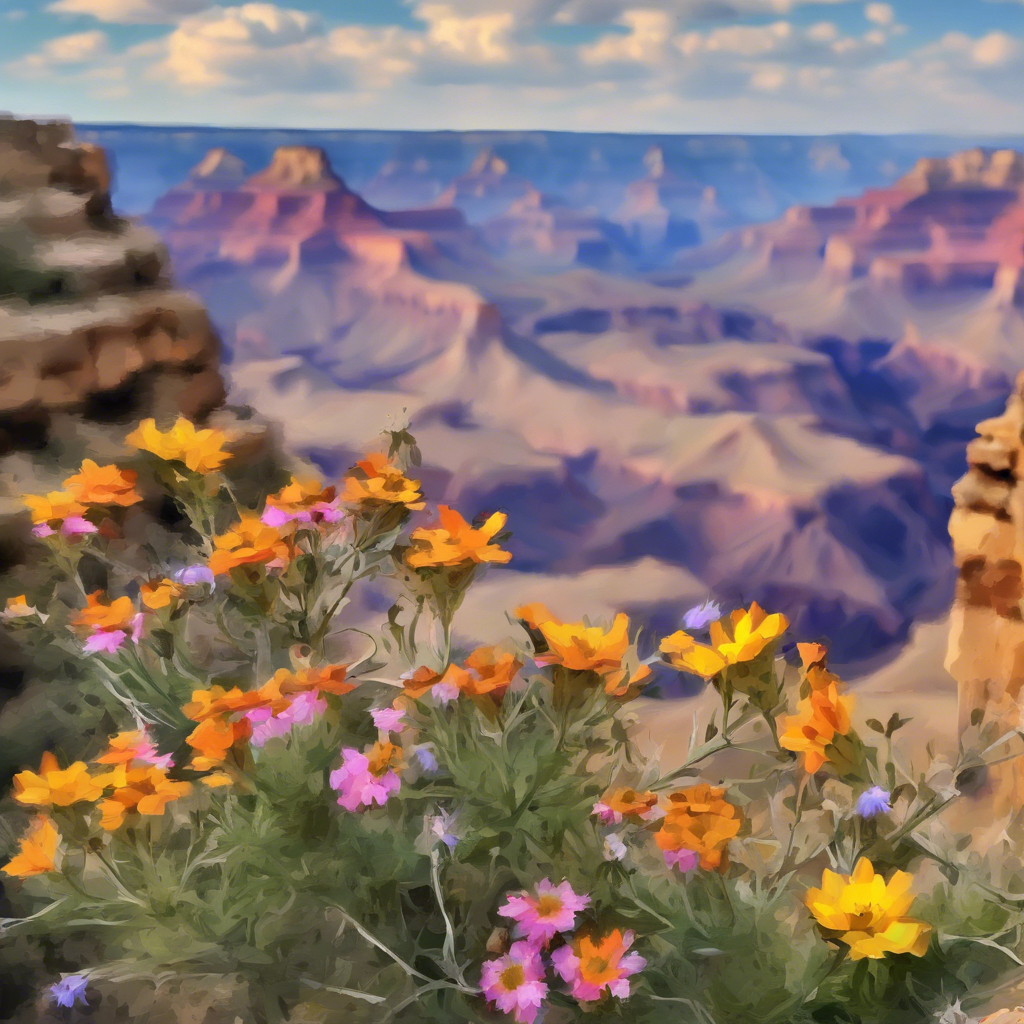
[855,786,892,818]
[499,879,590,947]
[49,974,88,1008]
[174,564,215,588]
[371,707,406,733]
[429,810,459,850]
[682,600,722,631]
[31,523,55,538]
[414,745,439,773]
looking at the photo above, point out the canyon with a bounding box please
[119,134,1024,672]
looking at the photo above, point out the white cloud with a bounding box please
[8,29,109,76]
[581,9,676,64]
[864,2,894,25]
[417,3,516,63]
[46,0,208,23]
[5,9,27,19]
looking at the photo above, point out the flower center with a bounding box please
[535,895,563,918]
[584,955,610,978]
[499,964,525,990]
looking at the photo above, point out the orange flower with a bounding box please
[462,646,522,701]
[13,751,105,807]
[556,929,646,1001]
[207,516,292,576]
[341,453,424,509]
[366,740,403,776]
[407,506,511,569]
[71,591,137,633]
[23,490,86,526]
[266,664,355,698]
[183,685,288,723]
[2,816,60,878]
[594,787,661,823]
[126,417,232,474]
[186,716,252,772]
[534,613,630,674]
[97,766,193,830]
[402,663,473,700]
[140,577,186,611]
[63,459,141,507]
[780,683,855,774]
[655,783,742,871]
[263,476,341,525]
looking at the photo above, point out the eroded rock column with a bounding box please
[946,372,1024,803]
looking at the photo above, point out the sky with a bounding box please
[3,0,1024,133]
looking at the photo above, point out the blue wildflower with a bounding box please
[430,810,459,850]
[415,745,439,774]
[50,974,88,1009]
[174,564,216,588]
[855,787,892,818]
[683,600,723,631]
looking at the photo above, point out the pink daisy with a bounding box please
[479,940,548,1024]
[498,878,590,947]
[329,747,401,812]
[133,728,175,770]
[371,706,406,733]
[61,516,98,539]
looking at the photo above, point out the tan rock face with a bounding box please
[947,371,1024,805]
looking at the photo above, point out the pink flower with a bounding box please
[330,747,401,812]
[32,523,55,538]
[551,929,645,1003]
[498,878,590,947]
[247,691,326,747]
[371,707,405,733]
[480,940,548,1024]
[83,629,127,654]
[261,501,342,528]
[61,517,98,539]
[663,848,700,874]
[133,731,175,770]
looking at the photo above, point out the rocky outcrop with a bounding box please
[0,118,290,567]
[946,373,1024,807]
[434,148,535,224]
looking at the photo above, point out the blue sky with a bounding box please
[4,0,1024,132]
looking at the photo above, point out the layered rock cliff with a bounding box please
[0,117,245,566]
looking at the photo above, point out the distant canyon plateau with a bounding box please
[75,126,1024,685]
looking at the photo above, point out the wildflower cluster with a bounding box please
[2,417,1024,1024]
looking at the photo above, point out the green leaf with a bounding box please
[865,719,885,734]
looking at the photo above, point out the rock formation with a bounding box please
[434,148,535,224]
[0,116,247,566]
[946,372,1024,808]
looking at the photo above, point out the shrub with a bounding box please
[2,418,1024,1024]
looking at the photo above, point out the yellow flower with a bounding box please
[3,595,45,622]
[407,506,511,569]
[63,459,141,507]
[23,490,86,526]
[208,516,293,576]
[341,453,424,510]
[13,751,105,807]
[140,577,187,610]
[804,858,932,960]
[779,682,855,774]
[97,766,193,830]
[2,815,60,878]
[660,602,788,679]
[126,417,232,474]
